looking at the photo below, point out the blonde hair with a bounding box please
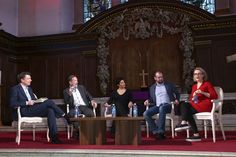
[193,67,208,82]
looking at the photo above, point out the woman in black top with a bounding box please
[105,77,133,116]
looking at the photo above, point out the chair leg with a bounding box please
[17,122,21,145]
[186,121,190,138]
[15,124,18,143]
[67,125,70,139]
[146,121,149,138]
[218,117,226,140]
[46,128,50,142]
[186,129,190,138]
[204,120,207,139]
[211,119,216,143]
[171,119,174,138]
[15,132,18,143]
[33,124,36,141]
[175,131,177,137]
[70,125,74,138]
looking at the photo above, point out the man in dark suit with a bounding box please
[9,72,70,144]
[63,75,97,117]
[63,75,97,139]
[144,71,180,140]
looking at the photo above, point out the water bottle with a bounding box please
[133,103,138,117]
[111,104,116,117]
[74,105,80,118]
[193,95,198,104]
[129,107,132,117]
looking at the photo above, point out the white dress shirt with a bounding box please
[72,88,86,106]
[21,84,32,101]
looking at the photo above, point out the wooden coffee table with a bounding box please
[70,117,144,145]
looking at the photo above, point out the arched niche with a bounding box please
[74,0,215,95]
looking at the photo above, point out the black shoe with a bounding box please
[158,133,166,140]
[64,114,72,125]
[51,136,63,144]
[73,131,80,139]
[174,124,190,132]
[186,136,201,142]
[154,133,166,140]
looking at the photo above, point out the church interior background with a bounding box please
[0,0,236,135]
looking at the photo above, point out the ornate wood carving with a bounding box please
[95,7,195,94]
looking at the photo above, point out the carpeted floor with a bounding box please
[0,131,236,152]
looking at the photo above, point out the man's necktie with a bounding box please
[25,87,32,100]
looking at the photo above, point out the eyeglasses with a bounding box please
[193,73,202,76]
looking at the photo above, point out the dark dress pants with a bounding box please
[20,100,64,138]
[180,102,199,133]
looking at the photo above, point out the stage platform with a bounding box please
[1,114,236,157]
[0,130,236,157]
[1,149,236,157]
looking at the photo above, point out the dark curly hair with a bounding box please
[115,77,125,86]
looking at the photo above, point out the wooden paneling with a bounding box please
[110,34,182,90]
[212,40,236,92]
[194,35,236,92]
[1,55,19,125]
[29,56,47,97]
[81,52,100,96]
[194,43,213,79]
[44,56,61,98]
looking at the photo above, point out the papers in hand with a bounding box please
[34,97,48,103]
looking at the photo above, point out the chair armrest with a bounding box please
[211,99,222,103]
[17,107,21,119]
[170,101,175,109]
[211,99,223,113]
[66,104,70,114]
[104,106,112,117]
[92,106,96,117]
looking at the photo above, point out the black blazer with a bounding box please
[63,85,93,109]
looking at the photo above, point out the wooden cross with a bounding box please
[139,69,148,88]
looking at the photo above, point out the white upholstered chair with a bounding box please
[187,86,226,142]
[146,102,175,138]
[15,107,50,145]
[15,99,74,145]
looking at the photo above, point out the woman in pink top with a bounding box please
[175,67,218,142]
